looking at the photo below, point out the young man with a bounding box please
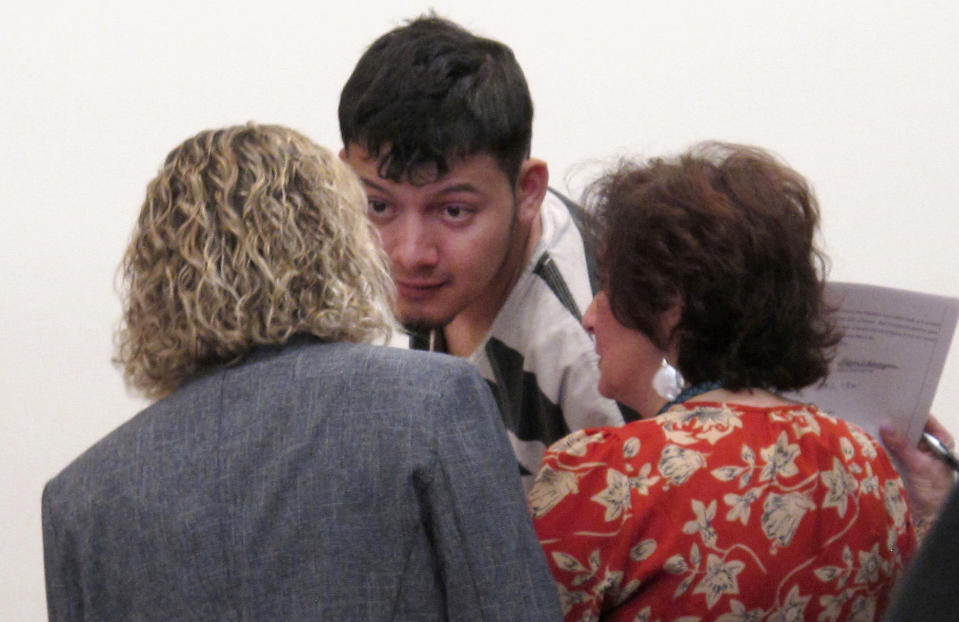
[42,124,561,620]
[339,16,632,486]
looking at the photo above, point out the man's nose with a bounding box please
[389,216,439,271]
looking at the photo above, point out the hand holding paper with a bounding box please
[880,416,957,528]
[789,282,958,446]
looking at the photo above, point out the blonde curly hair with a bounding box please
[115,123,395,399]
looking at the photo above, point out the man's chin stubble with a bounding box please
[400,316,451,335]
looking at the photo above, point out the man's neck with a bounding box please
[443,208,543,358]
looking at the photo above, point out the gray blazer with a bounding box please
[42,339,561,620]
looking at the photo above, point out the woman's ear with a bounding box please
[661,301,684,358]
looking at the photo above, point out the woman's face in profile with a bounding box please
[582,291,667,417]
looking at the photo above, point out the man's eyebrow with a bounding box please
[358,177,391,194]
[359,178,483,196]
[437,183,482,195]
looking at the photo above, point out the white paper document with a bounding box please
[787,282,958,445]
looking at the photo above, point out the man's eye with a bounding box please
[443,205,471,220]
[368,200,389,214]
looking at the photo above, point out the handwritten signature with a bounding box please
[836,358,899,371]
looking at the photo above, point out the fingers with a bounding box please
[880,426,909,454]
[880,426,928,475]
[925,415,955,449]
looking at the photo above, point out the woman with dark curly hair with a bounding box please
[529,143,917,621]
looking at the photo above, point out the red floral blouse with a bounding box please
[530,401,916,622]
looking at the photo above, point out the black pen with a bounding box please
[922,431,959,473]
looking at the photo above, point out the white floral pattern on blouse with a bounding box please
[530,402,916,622]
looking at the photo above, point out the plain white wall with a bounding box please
[3,1,956,617]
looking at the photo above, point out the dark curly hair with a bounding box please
[585,142,840,392]
[338,14,533,185]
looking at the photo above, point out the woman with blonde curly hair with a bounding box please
[42,123,561,621]
[115,122,396,399]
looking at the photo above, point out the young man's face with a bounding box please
[341,145,540,332]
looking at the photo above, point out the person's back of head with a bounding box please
[338,14,533,185]
[585,142,840,392]
[115,123,395,400]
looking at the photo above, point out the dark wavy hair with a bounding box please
[585,142,840,392]
[338,14,533,185]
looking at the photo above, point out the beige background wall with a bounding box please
[2,1,956,618]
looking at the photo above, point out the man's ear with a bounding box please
[338,147,348,161]
[515,158,549,223]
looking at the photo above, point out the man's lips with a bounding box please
[395,279,447,299]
